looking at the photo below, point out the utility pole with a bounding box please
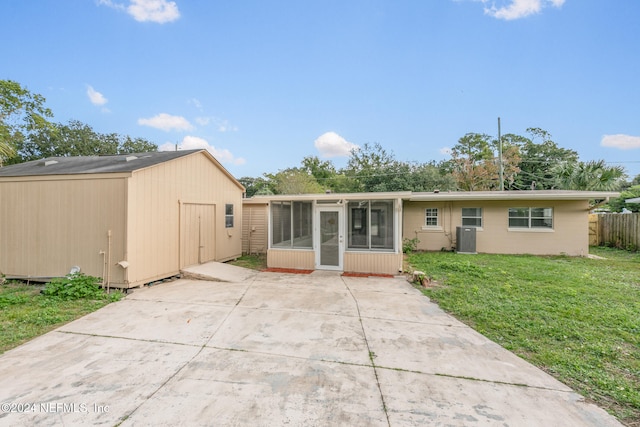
[498,117,504,191]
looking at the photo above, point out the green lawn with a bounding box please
[406,247,640,426]
[0,281,119,354]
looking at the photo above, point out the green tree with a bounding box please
[608,185,640,212]
[510,128,579,190]
[17,120,157,161]
[265,167,324,195]
[238,176,274,197]
[0,80,53,165]
[553,159,626,191]
[448,133,520,191]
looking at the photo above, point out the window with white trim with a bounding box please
[508,207,553,229]
[225,204,234,228]
[425,208,439,227]
[461,207,482,227]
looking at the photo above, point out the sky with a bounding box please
[2,0,640,179]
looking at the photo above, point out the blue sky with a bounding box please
[2,0,639,179]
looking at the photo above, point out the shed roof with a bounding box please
[0,150,203,177]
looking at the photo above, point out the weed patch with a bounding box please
[1,276,123,354]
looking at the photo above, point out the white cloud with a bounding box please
[138,113,193,132]
[440,147,452,155]
[87,85,108,106]
[482,0,565,20]
[159,136,246,165]
[314,132,359,158]
[601,134,640,150]
[98,0,180,24]
[128,0,180,23]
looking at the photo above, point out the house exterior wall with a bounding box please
[242,202,268,255]
[403,199,590,256]
[125,151,244,287]
[344,252,402,275]
[267,249,315,270]
[0,175,127,283]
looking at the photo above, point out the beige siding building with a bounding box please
[0,150,245,288]
[244,190,618,275]
[403,191,618,257]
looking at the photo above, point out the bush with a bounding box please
[403,237,420,254]
[42,273,116,300]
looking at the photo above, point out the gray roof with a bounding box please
[0,150,202,177]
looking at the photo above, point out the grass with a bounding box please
[0,280,121,354]
[406,246,640,426]
[228,254,267,270]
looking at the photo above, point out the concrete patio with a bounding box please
[0,267,622,426]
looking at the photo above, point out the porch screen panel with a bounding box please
[271,202,291,247]
[371,200,394,250]
[271,201,312,249]
[348,200,395,251]
[292,201,313,248]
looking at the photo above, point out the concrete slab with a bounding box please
[181,261,258,283]
[0,333,199,427]
[59,299,233,346]
[121,348,388,426]
[127,278,251,306]
[239,281,358,315]
[363,317,571,390]
[378,369,621,427]
[255,270,347,289]
[208,307,370,365]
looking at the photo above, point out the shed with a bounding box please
[0,150,245,288]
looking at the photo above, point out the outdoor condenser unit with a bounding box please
[456,226,477,254]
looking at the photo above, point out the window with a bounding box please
[509,207,553,229]
[225,204,234,228]
[348,200,394,251]
[271,201,313,248]
[462,208,482,227]
[425,208,439,227]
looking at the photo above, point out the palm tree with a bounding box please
[553,160,625,191]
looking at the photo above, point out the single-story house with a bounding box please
[0,149,245,288]
[244,190,619,275]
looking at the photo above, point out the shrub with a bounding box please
[42,273,117,301]
[403,237,420,254]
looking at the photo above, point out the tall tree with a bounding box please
[238,176,274,197]
[0,80,53,165]
[510,128,579,190]
[448,133,520,191]
[553,159,626,191]
[265,167,324,195]
[17,119,157,162]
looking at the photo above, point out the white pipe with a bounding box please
[107,230,112,293]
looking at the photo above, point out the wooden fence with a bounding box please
[589,213,640,249]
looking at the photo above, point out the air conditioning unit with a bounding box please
[456,226,477,254]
